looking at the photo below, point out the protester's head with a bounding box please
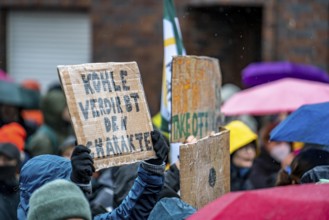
[0,104,20,125]
[0,142,21,184]
[18,155,72,219]
[0,81,24,126]
[221,83,241,103]
[276,148,329,186]
[47,83,63,93]
[41,89,70,131]
[225,120,257,168]
[27,179,91,220]
[0,122,26,152]
[260,122,292,163]
[21,80,41,92]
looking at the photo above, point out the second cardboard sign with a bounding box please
[171,56,222,143]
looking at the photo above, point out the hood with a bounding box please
[41,90,68,132]
[301,165,329,184]
[225,120,258,154]
[148,197,196,220]
[17,155,71,220]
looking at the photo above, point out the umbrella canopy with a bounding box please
[221,78,329,116]
[270,102,329,145]
[188,184,329,220]
[0,81,40,109]
[242,61,329,87]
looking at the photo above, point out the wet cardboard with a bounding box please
[180,128,230,209]
[171,56,222,142]
[58,62,155,170]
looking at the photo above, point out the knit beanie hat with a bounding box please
[27,179,91,220]
[0,122,26,151]
[224,120,258,154]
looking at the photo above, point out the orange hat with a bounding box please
[21,80,41,91]
[0,122,26,151]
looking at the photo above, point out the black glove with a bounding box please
[145,130,169,165]
[71,145,95,184]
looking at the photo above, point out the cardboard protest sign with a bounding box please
[171,56,222,143]
[180,128,230,209]
[58,62,155,170]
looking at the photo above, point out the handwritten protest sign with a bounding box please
[171,56,222,142]
[180,128,230,209]
[58,62,155,170]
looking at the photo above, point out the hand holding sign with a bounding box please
[70,145,95,184]
[145,130,169,165]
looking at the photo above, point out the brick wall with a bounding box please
[91,0,163,115]
[0,0,328,114]
[177,5,263,87]
[276,0,329,70]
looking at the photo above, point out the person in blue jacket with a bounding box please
[17,130,168,220]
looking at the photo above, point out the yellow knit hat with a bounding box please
[224,120,258,154]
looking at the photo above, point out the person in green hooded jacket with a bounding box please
[26,88,72,157]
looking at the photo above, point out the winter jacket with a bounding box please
[246,148,281,189]
[17,155,164,220]
[17,155,72,219]
[158,163,180,199]
[91,162,179,215]
[91,163,139,212]
[94,162,164,220]
[230,162,251,191]
[0,181,20,220]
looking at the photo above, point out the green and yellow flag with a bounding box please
[154,0,185,137]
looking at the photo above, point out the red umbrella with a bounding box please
[222,78,329,116]
[188,184,329,220]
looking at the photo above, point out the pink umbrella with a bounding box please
[222,78,329,116]
[188,184,329,220]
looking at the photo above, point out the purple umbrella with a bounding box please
[242,61,329,87]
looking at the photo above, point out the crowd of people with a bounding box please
[0,78,328,220]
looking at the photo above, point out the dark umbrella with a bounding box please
[242,61,329,87]
[0,81,40,109]
[270,102,329,145]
